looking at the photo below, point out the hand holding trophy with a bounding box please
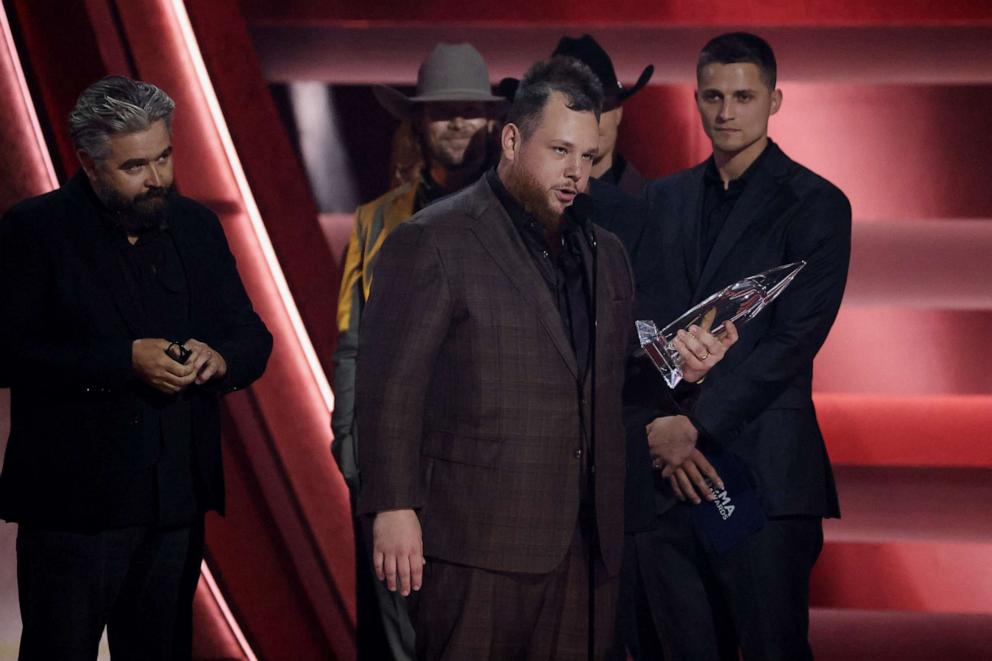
[637,262,806,388]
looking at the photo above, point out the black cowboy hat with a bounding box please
[552,34,654,107]
[498,34,653,108]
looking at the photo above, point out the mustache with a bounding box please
[440,126,481,138]
[135,186,170,202]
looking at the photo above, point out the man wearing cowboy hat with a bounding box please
[330,42,505,660]
[553,34,654,196]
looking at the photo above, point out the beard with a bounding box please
[428,127,491,172]
[94,180,176,234]
[503,166,564,236]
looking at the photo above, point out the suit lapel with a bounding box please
[65,174,148,337]
[693,143,793,300]
[682,166,706,296]
[384,184,416,233]
[468,179,579,379]
[574,226,597,385]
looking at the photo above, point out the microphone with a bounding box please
[566,191,599,661]
[565,193,597,249]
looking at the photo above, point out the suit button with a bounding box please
[573,449,582,459]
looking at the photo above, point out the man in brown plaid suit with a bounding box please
[356,57,734,660]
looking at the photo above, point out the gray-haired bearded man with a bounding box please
[0,75,271,660]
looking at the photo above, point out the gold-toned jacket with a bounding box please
[331,183,417,489]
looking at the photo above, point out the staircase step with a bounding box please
[815,394,992,467]
[810,608,992,660]
[826,466,992,544]
[812,466,992,614]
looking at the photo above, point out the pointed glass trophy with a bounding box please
[637,261,806,388]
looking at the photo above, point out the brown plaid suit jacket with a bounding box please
[355,176,634,575]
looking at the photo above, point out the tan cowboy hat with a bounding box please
[373,43,506,119]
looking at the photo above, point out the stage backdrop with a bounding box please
[0,0,990,659]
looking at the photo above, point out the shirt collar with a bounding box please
[487,169,534,231]
[486,169,559,252]
[704,140,772,191]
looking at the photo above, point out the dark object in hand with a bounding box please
[165,341,192,365]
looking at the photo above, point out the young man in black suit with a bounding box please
[628,33,852,660]
[0,76,272,660]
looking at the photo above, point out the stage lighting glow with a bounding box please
[0,0,58,190]
[167,0,334,412]
[200,561,258,661]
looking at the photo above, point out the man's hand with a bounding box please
[646,414,699,469]
[671,320,739,383]
[373,508,425,596]
[665,449,725,505]
[132,338,197,394]
[184,338,228,385]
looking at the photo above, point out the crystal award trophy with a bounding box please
[636,261,806,388]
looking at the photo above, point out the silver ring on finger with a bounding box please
[698,351,709,360]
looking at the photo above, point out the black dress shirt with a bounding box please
[487,170,591,381]
[414,170,449,214]
[700,143,771,266]
[110,220,200,527]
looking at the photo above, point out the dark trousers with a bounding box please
[411,526,619,661]
[620,506,823,661]
[613,531,667,661]
[16,520,204,661]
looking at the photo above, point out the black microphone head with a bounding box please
[566,193,595,233]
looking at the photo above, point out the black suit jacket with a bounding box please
[590,177,691,533]
[0,173,272,529]
[641,141,850,518]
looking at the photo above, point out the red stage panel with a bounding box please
[182,0,340,378]
[813,466,992,626]
[614,85,703,181]
[811,541,992,614]
[842,221,992,310]
[827,466,992,545]
[250,26,992,86]
[240,0,992,27]
[814,309,992,395]
[191,566,255,660]
[768,85,992,221]
[0,4,55,208]
[815,394,992,467]
[811,609,992,661]
[4,0,113,176]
